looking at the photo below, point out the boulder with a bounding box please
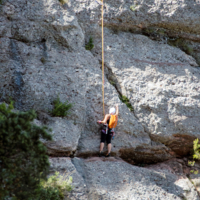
[42,117,82,156]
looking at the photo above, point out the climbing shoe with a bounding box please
[105,153,110,157]
[99,151,103,157]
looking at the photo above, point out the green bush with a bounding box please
[85,37,94,50]
[35,172,73,200]
[188,138,200,174]
[51,96,73,117]
[119,95,134,111]
[0,102,52,200]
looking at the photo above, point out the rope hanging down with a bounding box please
[101,0,105,117]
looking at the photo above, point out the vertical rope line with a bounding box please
[101,0,105,117]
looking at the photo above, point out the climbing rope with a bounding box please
[101,0,105,117]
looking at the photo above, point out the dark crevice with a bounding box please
[104,63,121,95]
[163,134,196,157]
[9,39,25,110]
[76,151,117,159]
[40,38,48,64]
[104,63,150,138]
[71,157,90,199]
[47,148,77,158]
[9,37,30,43]
[48,145,173,166]
[119,145,174,165]
[48,151,72,157]
[104,63,137,115]
[49,152,188,168]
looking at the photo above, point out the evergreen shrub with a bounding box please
[0,102,52,200]
[85,37,94,50]
[51,96,73,117]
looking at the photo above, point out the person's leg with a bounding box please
[99,133,106,156]
[107,143,112,154]
[100,142,104,152]
[106,133,112,156]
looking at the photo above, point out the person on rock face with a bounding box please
[97,104,119,157]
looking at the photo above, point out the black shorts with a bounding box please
[101,130,112,144]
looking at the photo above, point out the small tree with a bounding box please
[0,102,52,199]
[51,96,73,117]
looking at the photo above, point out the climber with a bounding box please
[97,104,119,157]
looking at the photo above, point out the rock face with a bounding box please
[1,0,200,198]
[42,117,82,156]
[92,29,200,157]
[49,157,88,200]
[1,0,200,162]
[50,157,200,200]
[70,0,200,43]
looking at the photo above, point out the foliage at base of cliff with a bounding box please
[35,172,73,200]
[0,102,52,199]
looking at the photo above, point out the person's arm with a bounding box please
[97,114,110,124]
[115,104,119,116]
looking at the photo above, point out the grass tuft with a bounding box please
[37,171,73,200]
[85,36,94,50]
[51,96,73,117]
[119,95,134,111]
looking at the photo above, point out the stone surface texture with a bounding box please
[92,29,200,156]
[49,157,88,200]
[42,117,82,156]
[50,157,200,200]
[0,0,200,198]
